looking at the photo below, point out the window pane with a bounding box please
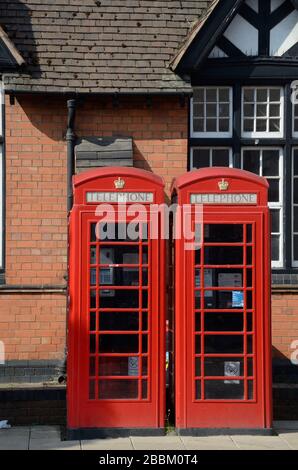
[205,335,243,354]
[98,380,138,399]
[263,150,279,176]
[271,235,280,262]
[192,87,231,135]
[206,103,217,117]
[206,119,217,132]
[294,179,298,204]
[294,235,298,261]
[193,119,204,132]
[271,209,280,233]
[206,88,217,101]
[99,334,139,353]
[294,149,298,175]
[268,179,280,203]
[205,380,244,400]
[294,207,298,233]
[257,89,268,102]
[242,150,260,174]
[242,87,282,136]
[192,148,210,168]
[212,149,230,166]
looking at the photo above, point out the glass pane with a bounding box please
[247,246,253,265]
[243,119,254,132]
[219,119,229,132]
[142,357,148,376]
[204,246,243,265]
[248,380,254,400]
[204,313,244,332]
[90,312,96,331]
[247,269,253,287]
[142,312,148,331]
[269,119,280,132]
[247,312,253,332]
[206,88,217,101]
[195,312,201,331]
[193,103,204,117]
[248,358,254,377]
[269,88,281,101]
[206,103,217,117]
[257,89,268,101]
[195,380,201,400]
[271,209,280,233]
[99,312,139,331]
[99,267,143,287]
[243,89,254,101]
[212,149,230,166]
[268,180,280,202]
[98,379,138,399]
[100,246,140,265]
[90,357,96,376]
[256,104,267,117]
[293,150,298,175]
[98,356,139,376]
[256,119,267,132]
[271,235,280,261]
[206,119,217,132]
[246,225,253,243]
[195,358,201,377]
[99,334,139,353]
[270,104,280,117]
[247,335,253,354]
[263,150,279,176]
[294,179,298,204]
[142,379,148,399]
[294,207,298,232]
[204,335,243,354]
[204,358,244,376]
[246,291,253,309]
[142,334,148,353]
[204,224,243,243]
[192,149,210,168]
[205,380,244,399]
[193,88,204,102]
[90,268,97,285]
[90,290,96,308]
[96,223,145,242]
[219,88,230,101]
[193,119,204,132]
[195,335,201,354]
[99,289,140,309]
[90,334,96,354]
[244,104,254,117]
[219,103,229,117]
[90,246,97,264]
[242,150,260,174]
[294,235,298,261]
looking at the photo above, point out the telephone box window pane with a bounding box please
[195,335,201,354]
[248,358,254,377]
[246,291,253,309]
[247,246,252,265]
[195,249,201,265]
[89,357,96,377]
[98,357,137,376]
[195,313,201,332]
[195,358,201,377]
[247,269,253,287]
[247,335,253,354]
[89,380,96,399]
[142,380,148,399]
[142,357,148,376]
[90,268,96,285]
[90,246,97,265]
[142,312,148,331]
[247,312,253,332]
[248,380,254,400]
[96,223,145,242]
[90,312,96,331]
[99,334,139,353]
[99,312,139,331]
[142,290,148,308]
[90,290,96,308]
[204,358,244,377]
[204,224,243,243]
[195,380,201,400]
[204,335,243,354]
[204,313,244,332]
[90,223,97,242]
[90,335,96,354]
[204,246,243,265]
[142,335,148,354]
[98,380,138,399]
[99,267,142,287]
[99,246,140,266]
[271,235,280,261]
[205,380,244,400]
[246,225,253,243]
[99,289,139,309]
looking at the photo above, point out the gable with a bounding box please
[172,0,298,74]
[209,0,298,58]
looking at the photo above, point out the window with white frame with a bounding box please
[293,149,298,267]
[191,87,233,138]
[293,102,298,138]
[241,148,283,267]
[191,147,233,169]
[242,87,284,138]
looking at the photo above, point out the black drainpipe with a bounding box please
[66,99,77,213]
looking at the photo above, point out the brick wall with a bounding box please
[1,93,297,365]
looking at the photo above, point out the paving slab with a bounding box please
[230,435,292,450]
[30,425,61,439]
[29,440,81,451]
[277,431,298,450]
[0,426,30,449]
[81,438,134,450]
[181,436,238,450]
[131,436,186,450]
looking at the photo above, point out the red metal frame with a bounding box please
[67,167,165,431]
[172,168,272,430]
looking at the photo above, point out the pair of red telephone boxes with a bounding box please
[67,166,272,438]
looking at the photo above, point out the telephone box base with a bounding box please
[66,427,165,440]
[177,428,274,437]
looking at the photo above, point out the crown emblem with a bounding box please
[114,177,125,189]
[218,179,229,191]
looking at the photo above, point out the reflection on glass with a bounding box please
[99,311,139,331]
[98,379,138,399]
[99,334,139,353]
[205,380,244,399]
[98,356,136,376]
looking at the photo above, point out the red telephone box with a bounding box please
[172,167,272,433]
[67,167,165,437]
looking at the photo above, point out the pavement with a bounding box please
[0,422,297,450]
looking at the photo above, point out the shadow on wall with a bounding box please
[0,0,41,79]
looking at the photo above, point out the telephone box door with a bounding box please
[68,168,165,433]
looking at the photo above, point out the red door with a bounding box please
[73,212,163,429]
[183,211,267,429]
